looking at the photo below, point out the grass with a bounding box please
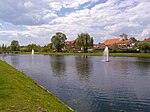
[19,51,150,58]
[109,53,150,58]
[0,60,74,112]
[39,52,103,56]
[27,52,150,58]
[20,52,103,56]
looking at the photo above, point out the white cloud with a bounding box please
[0,24,3,30]
[24,1,33,8]
[0,0,150,45]
[49,2,62,11]
[0,0,99,25]
[140,29,150,38]
[62,0,92,9]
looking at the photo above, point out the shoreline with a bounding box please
[19,52,150,58]
[0,60,74,112]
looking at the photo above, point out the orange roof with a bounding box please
[65,41,75,45]
[144,38,150,42]
[103,38,134,46]
[117,39,132,44]
[94,43,104,47]
[103,38,120,45]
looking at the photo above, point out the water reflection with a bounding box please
[10,55,20,67]
[50,56,66,77]
[136,58,150,76]
[4,55,150,112]
[75,56,92,81]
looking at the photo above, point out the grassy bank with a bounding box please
[20,52,150,58]
[0,60,74,112]
[20,52,103,56]
[39,52,103,56]
[109,53,150,58]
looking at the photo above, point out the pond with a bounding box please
[4,55,150,112]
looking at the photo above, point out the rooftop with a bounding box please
[120,33,128,37]
[144,38,150,42]
[103,38,120,45]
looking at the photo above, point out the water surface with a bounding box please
[4,55,150,112]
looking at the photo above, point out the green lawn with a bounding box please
[109,53,150,58]
[0,60,74,112]
[20,52,150,58]
[20,52,103,56]
[38,52,103,56]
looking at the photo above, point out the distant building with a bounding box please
[93,43,105,49]
[103,38,120,46]
[119,33,128,41]
[65,41,76,48]
[102,33,137,49]
[144,38,150,42]
[64,41,76,52]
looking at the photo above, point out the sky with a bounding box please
[0,0,150,46]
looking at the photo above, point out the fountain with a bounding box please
[103,46,109,62]
[31,49,34,55]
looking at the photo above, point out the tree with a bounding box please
[20,47,28,52]
[51,32,67,52]
[10,40,20,51]
[47,43,54,52]
[2,44,5,51]
[75,33,94,53]
[90,37,94,48]
[130,37,137,41]
[0,44,7,52]
[137,42,150,53]
[26,44,41,52]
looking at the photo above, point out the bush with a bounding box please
[137,42,150,53]
[110,49,140,53]
[110,49,117,53]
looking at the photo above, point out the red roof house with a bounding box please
[144,38,150,42]
[102,33,136,49]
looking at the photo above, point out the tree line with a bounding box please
[0,32,150,53]
[51,32,93,53]
[0,40,20,52]
[0,32,94,53]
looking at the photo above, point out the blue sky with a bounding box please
[0,0,150,45]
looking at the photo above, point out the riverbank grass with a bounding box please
[109,53,150,58]
[20,52,150,58]
[0,60,74,112]
[37,52,150,58]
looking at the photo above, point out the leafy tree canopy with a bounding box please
[75,33,94,52]
[137,41,150,53]
[10,40,20,51]
[51,32,67,52]
[130,37,137,41]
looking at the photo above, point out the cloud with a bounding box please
[49,2,62,11]
[24,1,33,8]
[140,28,150,38]
[0,0,57,25]
[0,0,99,25]
[0,0,150,45]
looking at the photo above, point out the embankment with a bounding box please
[0,60,74,112]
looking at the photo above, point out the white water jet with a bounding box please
[103,46,109,62]
[31,49,34,55]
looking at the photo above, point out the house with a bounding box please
[103,33,137,50]
[144,38,150,42]
[64,41,76,52]
[65,41,76,48]
[116,38,136,49]
[103,38,120,46]
[93,43,105,49]
[119,33,128,40]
